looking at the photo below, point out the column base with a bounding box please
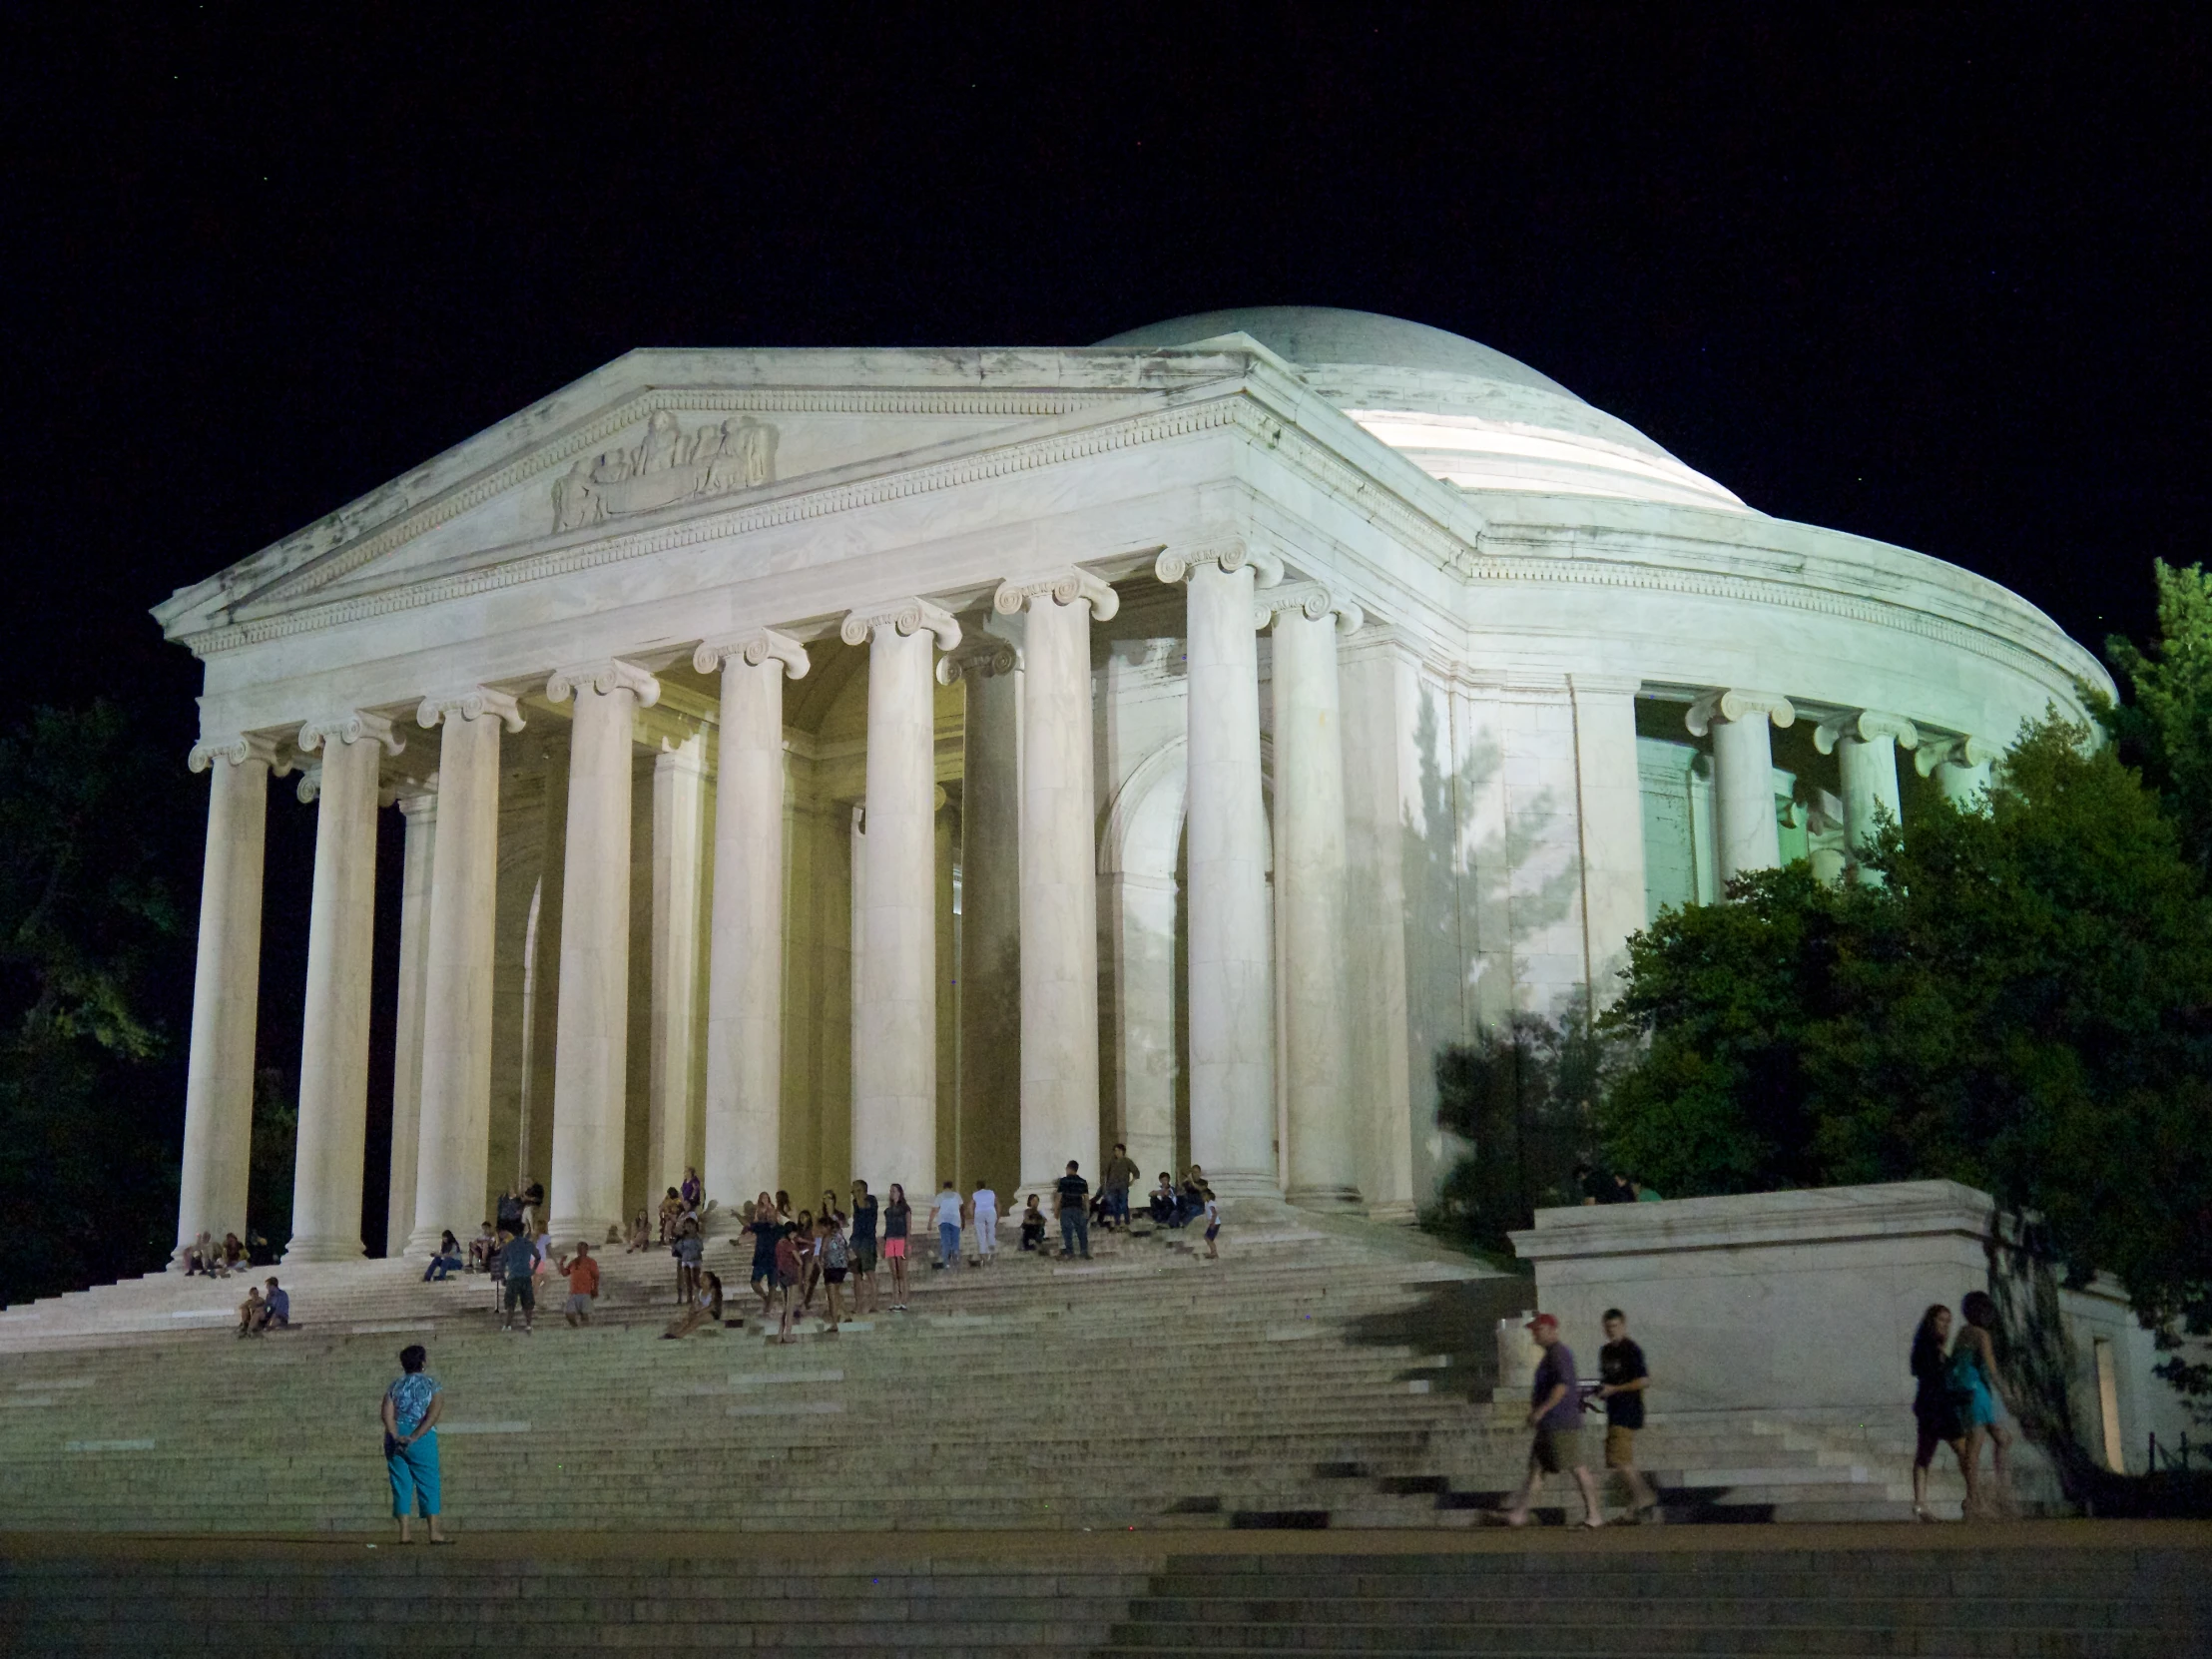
[280,1235,366,1265]
[1288,1184,1366,1211]
[546,1215,623,1252]
[1364,1200,1418,1226]
[700,1200,742,1241]
[1200,1168,1285,1201]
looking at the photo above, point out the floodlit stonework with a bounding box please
[156,307,2108,1263]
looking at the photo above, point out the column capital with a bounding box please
[838,596,961,652]
[294,763,321,806]
[936,635,1020,685]
[993,567,1121,622]
[297,710,405,756]
[1914,733,1999,777]
[1153,537,1285,588]
[1685,688,1796,738]
[188,731,292,776]
[1257,582,1364,634]
[694,627,811,680]
[1815,709,1921,755]
[395,787,439,822]
[547,658,661,708]
[416,686,526,732]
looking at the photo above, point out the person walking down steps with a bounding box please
[380,1344,448,1544]
[1502,1313,1604,1528]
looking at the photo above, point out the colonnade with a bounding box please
[173,549,1382,1265]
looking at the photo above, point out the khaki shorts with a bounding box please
[1531,1425,1583,1474]
[1604,1424,1638,1467]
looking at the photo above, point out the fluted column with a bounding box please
[1686,689,1796,883]
[175,733,281,1267]
[286,710,403,1262]
[404,688,522,1254]
[942,630,1023,1202]
[1158,541,1282,1199]
[545,659,659,1246]
[1818,709,1920,880]
[386,788,436,1256]
[1917,734,1997,808]
[1263,583,1363,1209]
[843,599,960,1196]
[696,629,809,1235]
[994,569,1117,1193]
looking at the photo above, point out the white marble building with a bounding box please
[156,307,2106,1263]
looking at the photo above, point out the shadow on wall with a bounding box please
[1399,686,1586,1206]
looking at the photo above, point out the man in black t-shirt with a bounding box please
[1054,1161,1091,1260]
[1596,1309,1659,1521]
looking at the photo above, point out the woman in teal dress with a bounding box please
[1947,1291,2014,1519]
[380,1344,449,1543]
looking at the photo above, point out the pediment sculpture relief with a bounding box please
[551,411,779,533]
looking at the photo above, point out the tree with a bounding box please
[0,703,196,1305]
[1428,1002,1608,1255]
[1597,715,2212,1414]
[2099,559,2212,876]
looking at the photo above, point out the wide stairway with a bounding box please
[2,1532,2202,1656]
[0,1214,2002,1532]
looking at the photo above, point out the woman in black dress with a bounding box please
[1909,1304,1964,1521]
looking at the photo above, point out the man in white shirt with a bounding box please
[931,1181,964,1273]
[969,1182,998,1266]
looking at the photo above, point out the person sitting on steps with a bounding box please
[1018,1194,1046,1252]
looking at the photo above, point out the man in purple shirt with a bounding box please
[1503,1313,1604,1527]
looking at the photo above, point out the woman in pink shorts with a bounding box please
[882,1183,912,1312]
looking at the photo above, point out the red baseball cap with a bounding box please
[1525,1313,1558,1332]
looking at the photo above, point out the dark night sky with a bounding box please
[5,7,2206,1246]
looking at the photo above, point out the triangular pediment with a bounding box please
[154,345,1261,640]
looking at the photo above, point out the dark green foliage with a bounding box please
[1597,714,2212,1411]
[0,704,195,1305]
[1426,1004,1609,1256]
[2098,560,2212,878]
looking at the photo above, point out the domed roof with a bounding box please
[1094,306,1573,395]
[1092,305,1745,512]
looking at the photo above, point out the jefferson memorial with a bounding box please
[157,307,2104,1264]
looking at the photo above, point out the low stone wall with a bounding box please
[1508,1179,2197,1473]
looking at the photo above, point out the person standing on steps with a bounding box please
[848,1180,880,1314]
[1596,1309,1660,1522]
[746,1195,783,1317]
[1502,1313,1603,1528]
[682,1166,704,1213]
[380,1344,448,1544]
[555,1240,599,1328]
[1201,1186,1221,1259]
[818,1215,848,1333]
[932,1180,964,1274]
[1949,1290,2015,1519]
[773,1226,804,1344]
[1909,1304,1965,1522]
[970,1179,998,1267]
[1102,1143,1140,1231]
[882,1183,912,1311]
[1055,1161,1092,1259]
[495,1225,537,1334]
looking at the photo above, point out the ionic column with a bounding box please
[404,689,522,1255]
[1685,689,1796,883]
[175,733,282,1268]
[1917,734,1997,808]
[1817,710,1920,879]
[647,733,708,1205]
[386,787,436,1257]
[1157,540,1282,1198]
[545,659,659,1246]
[696,629,809,1236]
[994,569,1117,1193]
[941,631,1023,1202]
[1262,583,1363,1208]
[842,599,961,1196]
[286,710,403,1263]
